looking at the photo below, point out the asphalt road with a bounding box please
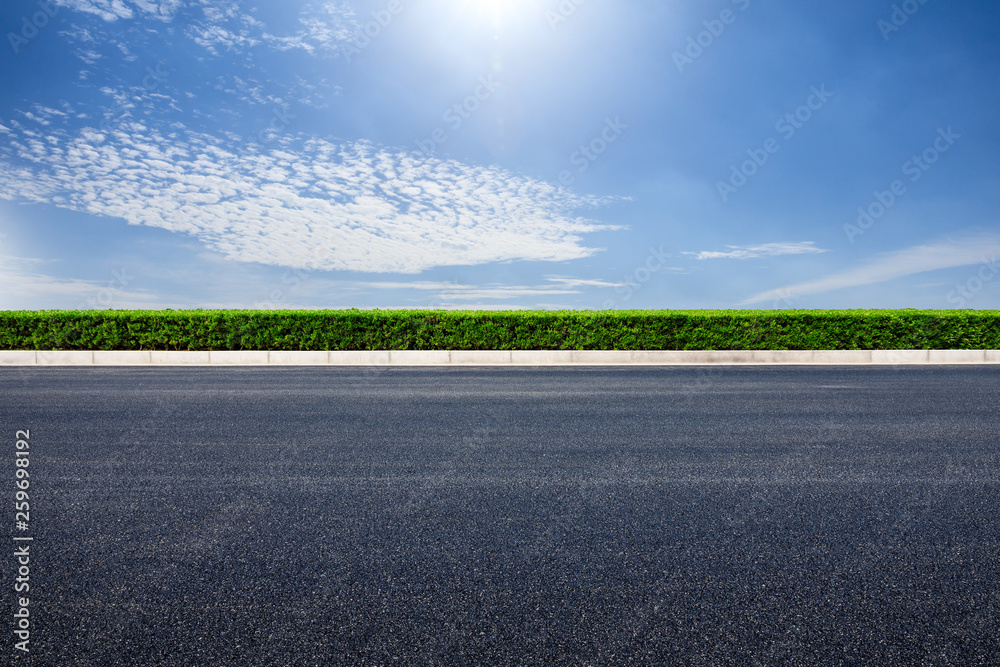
[3,366,1000,665]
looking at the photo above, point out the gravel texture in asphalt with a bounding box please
[2,366,999,665]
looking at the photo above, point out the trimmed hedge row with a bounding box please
[0,309,998,351]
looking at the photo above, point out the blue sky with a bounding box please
[1,0,998,310]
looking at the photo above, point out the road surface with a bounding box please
[2,366,999,664]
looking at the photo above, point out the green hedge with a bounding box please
[0,309,998,351]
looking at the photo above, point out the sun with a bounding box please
[478,0,511,20]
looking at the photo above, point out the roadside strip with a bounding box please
[1,350,999,366]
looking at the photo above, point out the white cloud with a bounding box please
[394,304,536,311]
[0,120,622,275]
[428,288,577,301]
[76,49,103,64]
[684,241,828,260]
[261,1,359,54]
[354,275,647,305]
[33,106,68,118]
[543,276,632,289]
[217,76,287,107]
[186,23,261,53]
[57,0,360,57]
[54,0,181,22]
[58,25,97,42]
[358,278,598,300]
[742,234,1000,304]
[183,0,359,56]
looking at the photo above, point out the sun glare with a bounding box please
[459,0,534,26]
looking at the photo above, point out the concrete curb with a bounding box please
[1,350,999,366]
